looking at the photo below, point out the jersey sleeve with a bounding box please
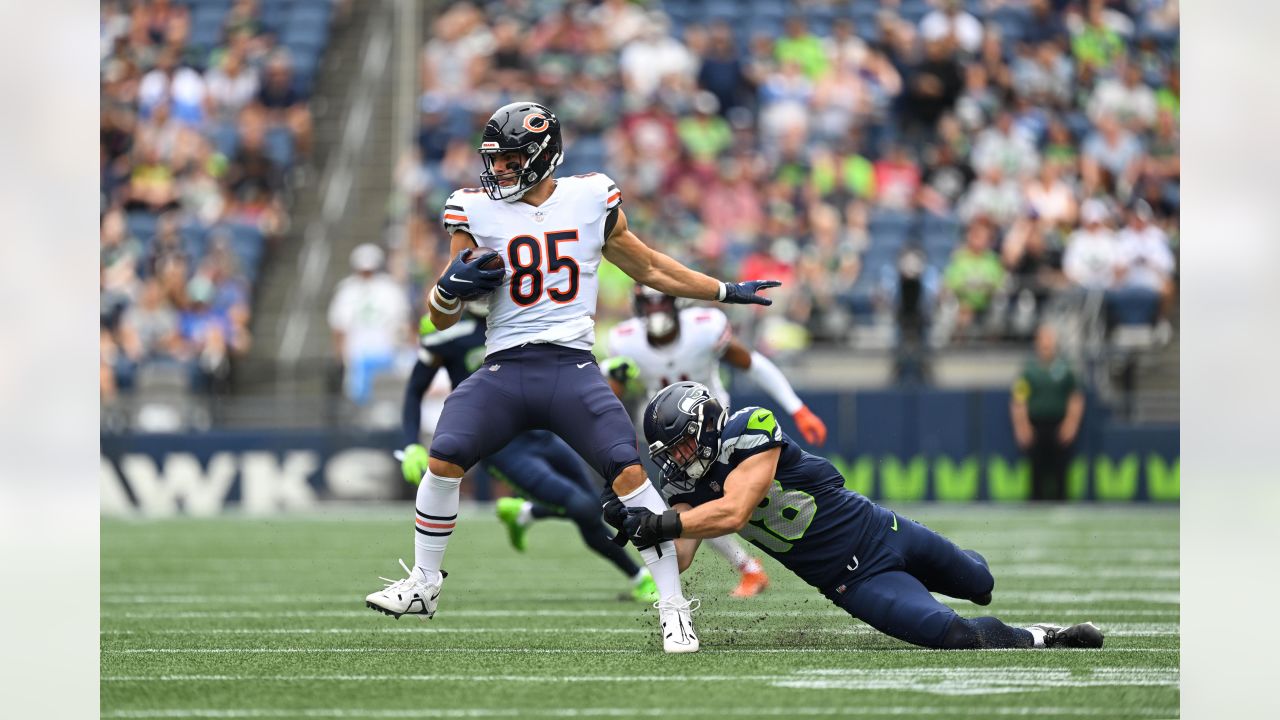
[721,406,785,465]
[441,189,476,234]
[598,173,622,211]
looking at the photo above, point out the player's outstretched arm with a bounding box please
[603,208,779,305]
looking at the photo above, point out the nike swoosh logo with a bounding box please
[577,362,591,369]
[890,513,898,532]
[754,412,768,422]
[448,274,472,284]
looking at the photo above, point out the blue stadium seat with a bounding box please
[869,208,915,240]
[1105,288,1161,326]
[899,0,931,25]
[180,221,209,260]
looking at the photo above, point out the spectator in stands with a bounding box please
[1024,159,1078,230]
[328,244,410,406]
[1010,324,1085,501]
[1115,200,1176,327]
[920,0,984,56]
[181,275,249,392]
[903,38,964,142]
[918,140,974,216]
[1011,41,1073,108]
[138,46,206,125]
[775,16,830,80]
[943,218,1006,339]
[1023,0,1070,47]
[419,2,492,99]
[696,22,750,116]
[676,92,732,165]
[873,144,922,210]
[205,47,260,124]
[1063,198,1121,291]
[619,12,695,102]
[590,0,647,50]
[1002,211,1066,332]
[250,51,312,158]
[118,278,187,369]
[957,165,1023,227]
[1088,60,1158,131]
[972,110,1041,181]
[1081,113,1145,198]
[1071,2,1126,71]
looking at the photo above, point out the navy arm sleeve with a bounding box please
[402,360,442,447]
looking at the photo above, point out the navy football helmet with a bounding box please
[643,382,726,493]
[478,101,564,202]
[633,285,680,341]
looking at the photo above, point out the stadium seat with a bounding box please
[899,0,931,25]
[207,121,241,158]
[1106,287,1161,327]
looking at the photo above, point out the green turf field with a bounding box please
[102,504,1178,719]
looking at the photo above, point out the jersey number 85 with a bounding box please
[508,230,580,307]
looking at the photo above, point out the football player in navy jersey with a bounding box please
[606,382,1105,651]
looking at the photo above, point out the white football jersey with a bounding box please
[442,173,622,355]
[607,307,734,407]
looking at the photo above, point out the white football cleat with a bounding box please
[365,559,446,620]
[656,597,700,653]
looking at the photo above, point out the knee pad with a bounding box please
[940,617,979,650]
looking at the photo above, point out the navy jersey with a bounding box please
[662,406,892,592]
[401,312,488,446]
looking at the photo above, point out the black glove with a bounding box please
[719,279,781,306]
[437,249,504,301]
[601,490,630,546]
[622,507,683,549]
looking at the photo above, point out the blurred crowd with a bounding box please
[394,0,1179,352]
[100,0,333,402]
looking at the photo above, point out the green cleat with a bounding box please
[495,497,529,552]
[630,569,659,604]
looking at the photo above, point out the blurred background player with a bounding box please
[400,305,658,603]
[600,285,830,597]
[610,382,1104,651]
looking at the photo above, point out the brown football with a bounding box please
[476,251,505,272]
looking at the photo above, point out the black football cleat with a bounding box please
[1028,622,1105,649]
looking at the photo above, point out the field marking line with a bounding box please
[100,608,1182,620]
[99,625,1179,637]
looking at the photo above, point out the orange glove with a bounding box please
[792,405,828,446]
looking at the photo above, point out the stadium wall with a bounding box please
[100,390,1177,516]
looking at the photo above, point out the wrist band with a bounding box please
[716,281,727,302]
[431,287,462,315]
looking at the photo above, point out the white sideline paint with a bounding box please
[100,706,1176,719]
[101,667,1178,697]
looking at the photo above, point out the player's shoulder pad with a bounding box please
[718,405,784,463]
[442,188,485,234]
[607,317,644,352]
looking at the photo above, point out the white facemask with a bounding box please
[646,312,676,338]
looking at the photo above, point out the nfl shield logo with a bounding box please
[533,210,546,223]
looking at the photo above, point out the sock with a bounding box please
[707,535,753,572]
[618,479,684,604]
[516,501,534,526]
[413,471,460,584]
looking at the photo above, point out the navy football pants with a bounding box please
[430,344,642,483]
[829,514,1032,649]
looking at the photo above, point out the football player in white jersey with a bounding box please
[364,101,779,653]
[601,286,829,597]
